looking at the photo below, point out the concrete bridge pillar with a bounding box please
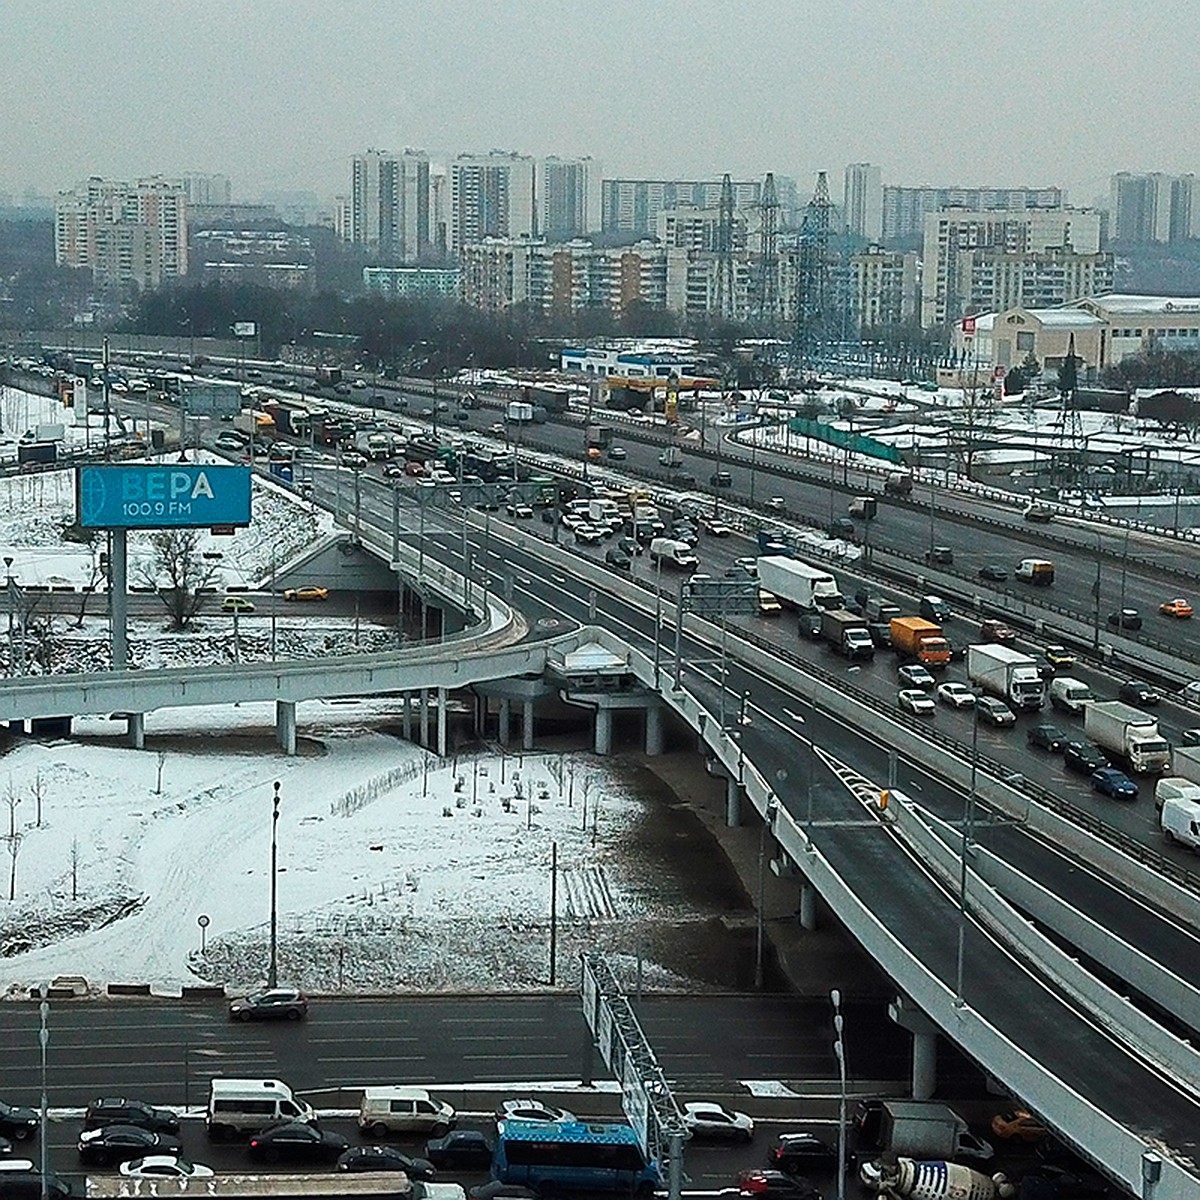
[799,881,818,931]
[127,712,146,751]
[725,776,741,827]
[437,688,448,758]
[594,707,613,755]
[521,700,535,751]
[645,703,664,756]
[402,692,413,742]
[275,701,297,757]
[889,996,940,1100]
[473,693,485,737]
[498,699,512,746]
[419,688,430,749]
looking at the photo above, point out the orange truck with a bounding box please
[890,616,951,668]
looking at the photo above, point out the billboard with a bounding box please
[232,321,257,338]
[182,381,242,418]
[76,465,252,530]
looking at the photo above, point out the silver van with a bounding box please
[358,1087,455,1138]
[1049,677,1095,715]
[206,1078,315,1140]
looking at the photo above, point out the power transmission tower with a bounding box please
[756,172,779,330]
[714,173,736,320]
[790,172,835,373]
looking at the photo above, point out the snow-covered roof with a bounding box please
[1029,310,1104,328]
[1083,294,1200,317]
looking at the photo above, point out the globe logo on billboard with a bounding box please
[75,465,253,530]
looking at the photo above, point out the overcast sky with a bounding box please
[5,0,1200,206]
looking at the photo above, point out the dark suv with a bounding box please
[82,1099,179,1134]
[0,1168,73,1200]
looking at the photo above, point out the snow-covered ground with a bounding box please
[0,702,715,996]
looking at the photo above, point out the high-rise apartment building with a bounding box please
[848,245,918,329]
[1110,172,1199,243]
[350,149,430,261]
[882,185,1065,242]
[600,178,761,236]
[449,151,536,252]
[55,176,188,288]
[179,173,232,206]
[920,208,1106,326]
[843,163,883,241]
[540,157,600,240]
[654,207,748,254]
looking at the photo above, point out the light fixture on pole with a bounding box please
[268,781,281,989]
[38,982,49,1200]
[954,690,981,1008]
[831,989,847,1200]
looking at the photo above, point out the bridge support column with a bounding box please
[437,688,448,758]
[127,712,145,751]
[645,703,663,756]
[473,693,485,737]
[799,881,817,931]
[725,776,741,827]
[498,699,512,746]
[521,700,535,751]
[402,692,413,743]
[888,996,940,1100]
[275,700,297,756]
[419,688,430,748]
[594,707,613,755]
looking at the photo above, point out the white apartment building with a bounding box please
[600,178,760,236]
[849,245,918,329]
[1110,172,1199,243]
[843,163,883,241]
[179,173,231,206]
[540,157,600,240]
[654,206,748,254]
[882,184,1065,242]
[55,176,188,288]
[350,149,430,261]
[921,208,1104,326]
[450,151,536,253]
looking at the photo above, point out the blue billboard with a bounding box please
[76,464,253,530]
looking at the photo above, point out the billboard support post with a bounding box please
[111,528,128,669]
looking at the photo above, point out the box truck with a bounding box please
[506,400,535,423]
[860,1101,993,1162]
[967,644,1045,710]
[1015,558,1055,586]
[883,471,913,495]
[648,538,698,570]
[658,445,682,469]
[1172,744,1200,786]
[1084,701,1171,774]
[821,609,875,660]
[890,617,950,667]
[756,555,842,610]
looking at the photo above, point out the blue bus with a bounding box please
[493,1120,660,1196]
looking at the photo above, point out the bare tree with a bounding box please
[135,529,220,631]
[30,770,44,827]
[69,835,80,901]
[3,782,20,901]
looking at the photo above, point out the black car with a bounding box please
[1107,608,1142,631]
[1118,679,1160,707]
[248,1123,349,1164]
[978,564,1008,582]
[976,696,1017,727]
[1062,741,1109,776]
[0,1102,37,1142]
[616,536,642,557]
[77,1125,182,1166]
[604,548,631,571]
[867,621,892,648]
[1027,724,1067,752]
[82,1100,179,1135]
[827,517,857,541]
[736,1170,821,1200]
[0,1169,72,1200]
[468,1185,538,1200]
[799,611,824,640]
[767,1132,837,1174]
[424,1131,494,1170]
[337,1146,436,1179]
[710,471,733,487]
[924,546,954,565]
[228,987,308,1022]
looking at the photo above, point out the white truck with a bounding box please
[355,430,392,461]
[1084,701,1171,774]
[658,445,682,468]
[756,555,842,611]
[86,1176,465,1200]
[860,1159,1013,1200]
[967,644,1045,710]
[506,400,535,423]
[1172,744,1200,786]
[648,537,698,570]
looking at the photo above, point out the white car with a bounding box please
[703,520,733,537]
[429,468,455,484]
[682,1102,754,1142]
[899,688,936,716]
[937,682,977,710]
[496,1099,577,1124]
[506,503,534,519]
[120,1157,214,1180]
[765,497,786,512]
[574,524,605,546]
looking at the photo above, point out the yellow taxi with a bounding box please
[1160,598,1194,619]
[283,585,329,602]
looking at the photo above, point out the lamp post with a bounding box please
[4,556,13,677]
[954,690,981,1008]
[38,982,49,1200]
[652,554,664,682]
[831,989,847,1200]
[268,781,281,988]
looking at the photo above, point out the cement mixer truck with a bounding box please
[860,1158,1014,1200]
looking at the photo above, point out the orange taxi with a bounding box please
[1160,598,1194,619]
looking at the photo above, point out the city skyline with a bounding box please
[4,0,1200,204]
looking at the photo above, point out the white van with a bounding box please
[358,1087,455,1138]
[207,1078,315,1139]
[1154,776,1200,814]
[1161,796,1200,851]
[1049,678,1095,715]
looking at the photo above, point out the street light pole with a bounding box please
[268,781,281,988]
[954,693,980,1008]
[652,554,664,681]
[831,990,847,1200]
[38,982,49,1200]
